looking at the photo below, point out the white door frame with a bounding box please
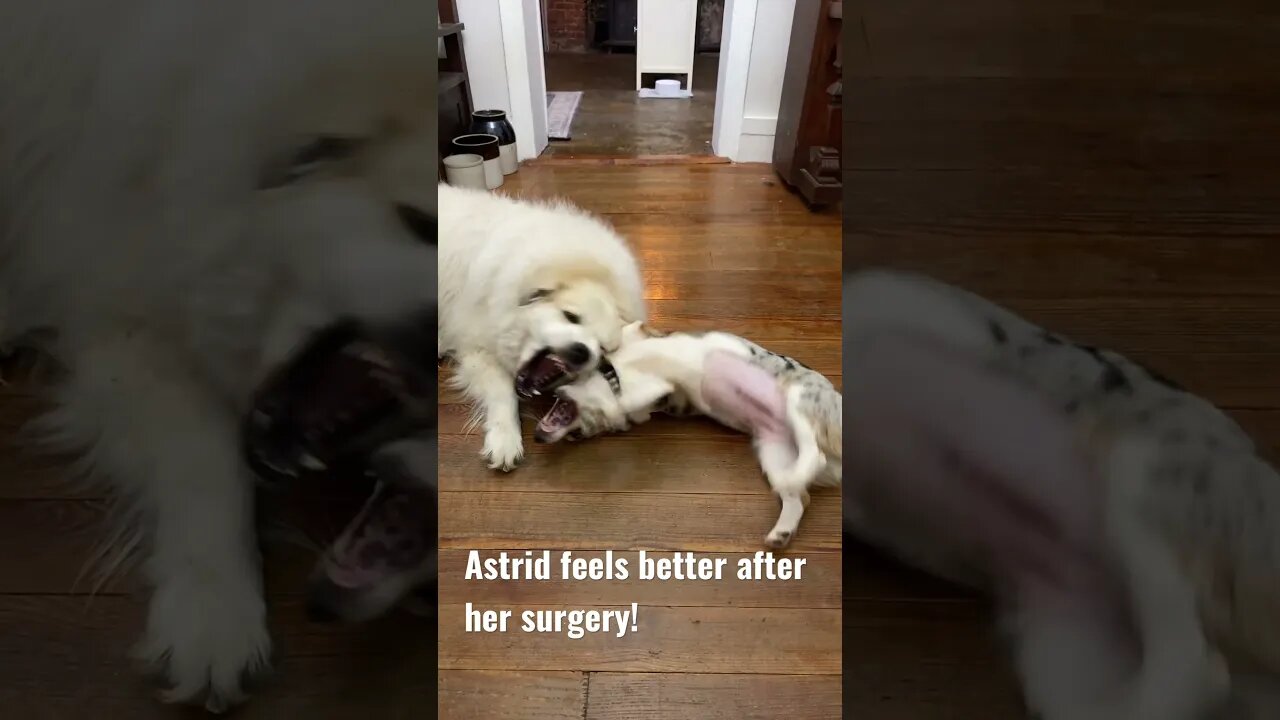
[711,0,756,159]
[502,0,548,160]
[467,0,754,161]
[455,0,549,161]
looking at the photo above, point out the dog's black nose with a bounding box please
[564,343,591,367]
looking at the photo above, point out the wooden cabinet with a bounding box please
[438,1,473,181]
[636,0,698,91]
[772,0,842,207]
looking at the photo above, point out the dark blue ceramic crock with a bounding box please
[469,109,518,175]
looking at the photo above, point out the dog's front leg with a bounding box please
[452,351,523,471]
[52,341,270,712]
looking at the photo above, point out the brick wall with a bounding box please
[546,0,587,52]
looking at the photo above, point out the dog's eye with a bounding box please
[521,288,553,306]
[563,311,581,324]
[395,204,436,245]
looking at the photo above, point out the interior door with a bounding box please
[612,0,638,44]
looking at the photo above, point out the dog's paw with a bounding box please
[482,427,524,471]
[764,528,793,549]
[134,569,272,713]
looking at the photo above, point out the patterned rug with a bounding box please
[546,91,583,140]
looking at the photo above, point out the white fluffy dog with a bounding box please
[437,183,645,470]
[1,1,439,711]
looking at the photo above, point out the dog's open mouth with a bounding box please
[516,349,573,398]
[535,396,580,442]
[245,331,419,481]
[317,476,434,590]
[243,321,436,615]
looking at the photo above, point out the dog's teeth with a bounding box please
[370,368,402,390]
[261,457,299,477]
[359,348,394,370]
[532,389,541,396]
[298,453,328,471]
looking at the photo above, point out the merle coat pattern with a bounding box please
[846,269,1280,680]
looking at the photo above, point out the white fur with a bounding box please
[554,324,841,547]
[845,270,1245,718]
[1,1,437,710]
[1011,434,1228,720]
[436,183,645,470]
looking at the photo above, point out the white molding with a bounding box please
[735,133,775,163]
[740,115,777,136]
[712,0,758,160]
[498,2,539,160]
[521,0,549,158]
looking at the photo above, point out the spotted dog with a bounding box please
[846,269,1280,716]
[534,322,841,548]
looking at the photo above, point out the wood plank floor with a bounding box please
[846,0,1280,716]
[438,163,843,719]
[0,170,837,718]
[0,390,440,718]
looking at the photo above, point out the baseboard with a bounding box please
[525,154,733,167]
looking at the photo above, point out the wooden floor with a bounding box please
[845,0,1280,717]
[542,52,719,158]
[438,163,843,718]
[0,392,439,716]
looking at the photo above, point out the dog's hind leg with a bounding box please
[1098,436,1230,719]
[40,335,271,712]
[757,439,807,549]
[1008,437,1229,720]
[1009,587,1148,720]
[1010,576,1225,720]
[760,386,827,549]
[450,350,524,471]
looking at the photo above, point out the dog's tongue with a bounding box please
[321,480,433,589]
[539,398,577,431]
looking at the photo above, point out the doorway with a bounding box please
[541,0,724,157]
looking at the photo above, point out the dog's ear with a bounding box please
[258,136,366,189]
[520,287,555,306]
